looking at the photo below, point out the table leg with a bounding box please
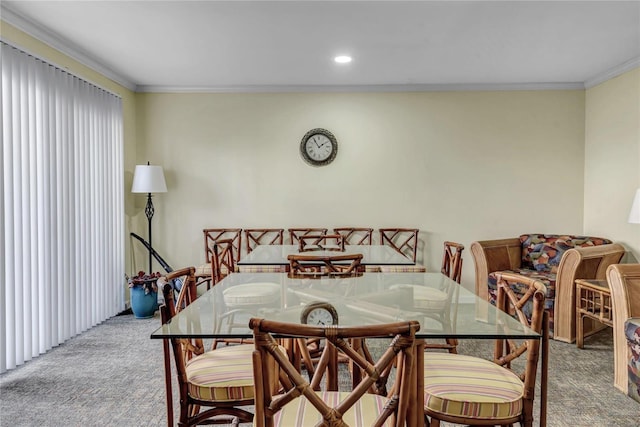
[540,311,549,427]
[407,339,424,427]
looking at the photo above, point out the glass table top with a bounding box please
[237,245,414,266]
[151,272,540,340]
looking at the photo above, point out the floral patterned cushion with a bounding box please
[624,318,640,403]
[488,269,556,334]
[519,234,612,273]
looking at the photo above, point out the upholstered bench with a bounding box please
[471,234,625,342]
[624,318,640,403]
[606,264,640,401]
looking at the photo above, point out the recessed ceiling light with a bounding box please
[334,55,352,64]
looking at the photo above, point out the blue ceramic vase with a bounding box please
[130,285,158,319]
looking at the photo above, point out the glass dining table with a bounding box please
[151,272,547,426]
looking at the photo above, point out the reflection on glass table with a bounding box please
[236,245,414,266]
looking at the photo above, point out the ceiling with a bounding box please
[2,1,639,92]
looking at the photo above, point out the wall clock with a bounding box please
[300,301,339,326]
[300,128,338,167]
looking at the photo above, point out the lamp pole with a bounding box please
[144,192,155,273]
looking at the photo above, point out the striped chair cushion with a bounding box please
[223,283,280,306]
[195,263,211,277]
[379,264,427,273]
[389,284,448,310]
[424,353,524,420]
[364,265,382,273]
[186,344,254,402]
[237,265,288,273]
[266,391,394,427]
[195,263,238,278]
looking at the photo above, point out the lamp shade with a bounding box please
[131,164,167,193]
[628,188,640,224]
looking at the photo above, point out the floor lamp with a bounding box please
[132,162,167,273]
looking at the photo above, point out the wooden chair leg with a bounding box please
[162,339,174,427]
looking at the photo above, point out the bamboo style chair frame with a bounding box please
[244,228,284,253]
[298,234,345,252]
[424,241,464,353]
[333,227,374,245]
[159,267,254,427]
[379,228,420,263]
[288,228,329,245]
[250,318,420,427]
[197,228,242,289]
[287,253,364,278]
[424,271,548,427]
[211,238,237,286]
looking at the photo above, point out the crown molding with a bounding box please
[137,82,585,94]
[0,5,136,91]
[584,56,640,89]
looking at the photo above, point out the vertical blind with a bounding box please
[1,42,124,373]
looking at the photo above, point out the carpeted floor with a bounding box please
[1,312,638,426]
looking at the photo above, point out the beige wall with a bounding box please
[137,90,586,288]
[7,18,637,292]
[585,68,640,260]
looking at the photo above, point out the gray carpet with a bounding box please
[1,313,638,426]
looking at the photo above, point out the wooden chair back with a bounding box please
[494,271,548,423]
[211,238,236,285]
[333,227,373,245]
[298,234,345,252]
[287,253,363,278]
[203,228,242,263]
[288,227,328,245]
[159,267,200,427]
[244,228,284,253]
[441,241,464,284]
[379,228,419,263]
[159,267,254,426]
[250,318,420,427]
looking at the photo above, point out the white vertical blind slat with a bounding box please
[0,42,124,373]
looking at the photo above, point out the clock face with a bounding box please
[300,128,338,166]
[305,134,333,162]
[305,307,335,326]
[301,301,339,325]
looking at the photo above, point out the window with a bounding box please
[1,42,124,372]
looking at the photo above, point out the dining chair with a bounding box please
[333,227,380,272]
[195,228,242,289]
[288,227,328,245]
[287,252,365,378]
[298,233,345,252]
[423,241,464,353]
[244,228,284,253]
[211,238,237,286]
[423,271,548,427]
[212,238,279,349]
[250,317,420,427]
[158,267,255,427]
[287,253,363,278]
[240,228,287,273]
[378,228,427,273]
[333,227,374,245]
